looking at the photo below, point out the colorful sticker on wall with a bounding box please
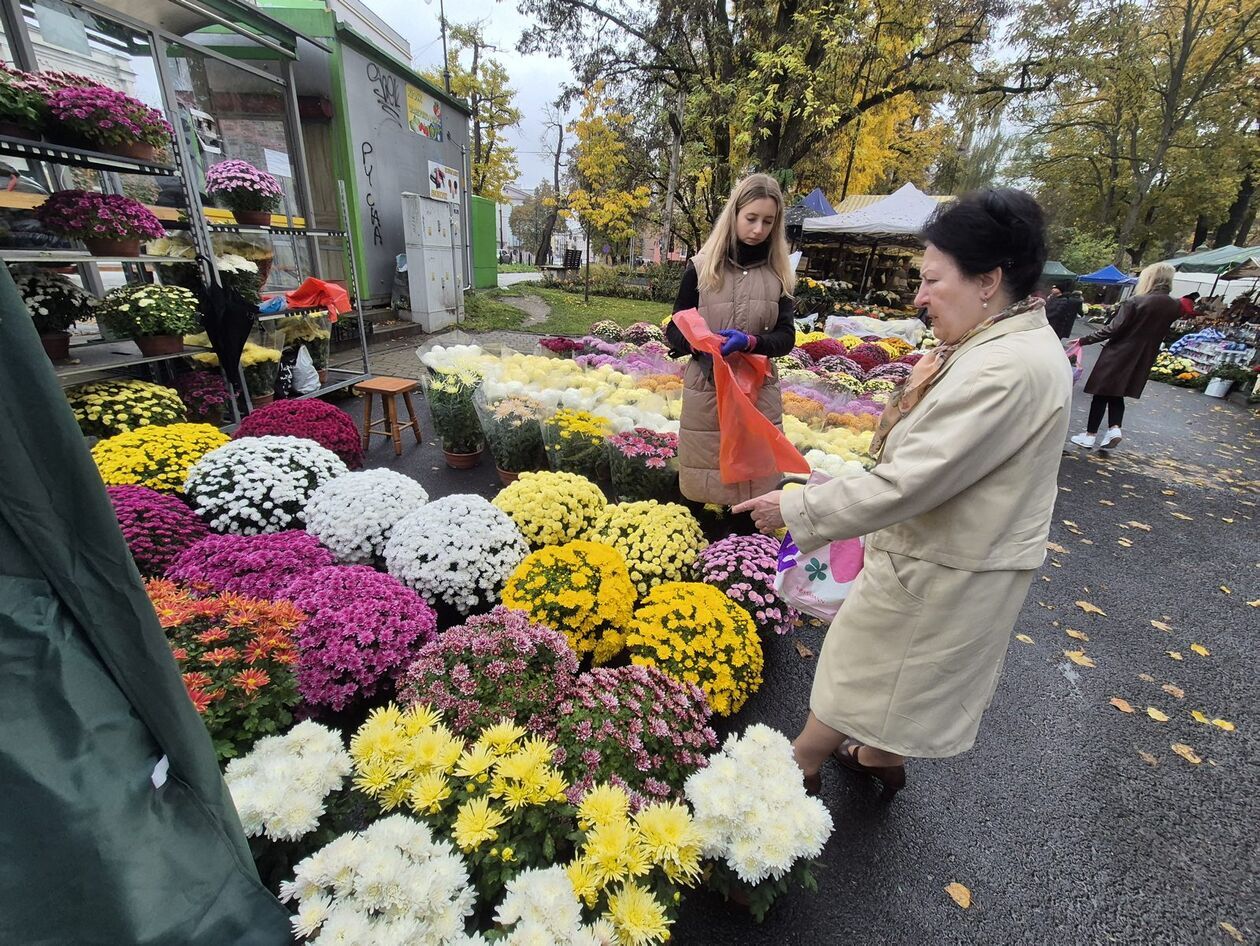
[428,162,461,203]
[407,86,444,141]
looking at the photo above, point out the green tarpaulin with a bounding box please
[1042,260,1077,278]
[0,264,291,945]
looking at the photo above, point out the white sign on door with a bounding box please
[263,148,293,179]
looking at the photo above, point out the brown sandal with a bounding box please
[833,738,906,797]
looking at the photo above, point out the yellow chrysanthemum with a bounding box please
[566,857,601,908]
[587,501,707,594]
[452,796,508,852]
[478,719,527,754]
[493,471,606,548]
[455,744,498,779]
[408,771,453,813]
[583,818,651,887]
[633,802,703,885]
[606,881,671,946]
[578,783,632,831]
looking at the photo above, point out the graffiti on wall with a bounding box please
[366,62,402,127]
[359,140,384,246]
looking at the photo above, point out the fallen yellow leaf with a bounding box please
[1065,629,1089,641]
[1138,673,1156,683]
[1109,697,1134,713]
[1150,620,1172,632]
[1046,541,1069,554]
[1219,921,1243,943]
[1190,643,1210,657]
[1146,707,1169,722]
[1099,499,1115,506]
[1137,750,1159,767]
[1219,586,1231,595]
[1212,719,1236,732]
[1117,539,1133,548]
[1080,538,1095,545]
[793,640,815,659]
[1222,518,1235,524]
[1064,650,1096,668]
[1161,684,1185,700]
[1128,521,1152,531]
[1170,743,1201,765]
[1248,599,1259,608]
[1075,600,1106,617]
[1062,520,1078,529]
[1015,634,1035,645]
[1171,512,1193,520]
[1161,490,1176,496]
[1191,710,1210,724]
[1167,652,1184,661]
[944,882,972,909]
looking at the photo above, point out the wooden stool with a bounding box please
[355,376,422,456]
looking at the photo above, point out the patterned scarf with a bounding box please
[869,297,1044,459]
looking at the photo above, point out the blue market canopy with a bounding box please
[1079,264,1137,285]
[785,188,836,227]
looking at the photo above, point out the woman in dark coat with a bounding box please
[1069,262,1182,450]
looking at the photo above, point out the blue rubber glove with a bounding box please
[259,296,286,314]
[718,328,753,357]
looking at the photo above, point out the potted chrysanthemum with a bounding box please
[96,284,200,356]
[0,69,45,139]
[36,190,166,257]
[205,160,284,226]
[13,269,93,360]
[46,85,173,161]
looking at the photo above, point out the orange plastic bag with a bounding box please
[280,278,352,322]
[673,308,810,485]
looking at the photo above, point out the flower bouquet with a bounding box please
[36,190,166,257]
[492,470,606,548]
[399,607,579,739]
[233,399,363,469]
[283,565,437,712]
[172,370,231,426]
[426,368,485,465]
[625,582,762,717]
[183,436,348,535]
[205,159,284,225]
[555,664,718,808]
[166,531,335,599]
[65,379,186,439]
[502,540,636,665]
[587,501,707,595]
[96,283,199,355]
[695,534,800,637]
[685,724,833,921]
[13,269,94,358]
[384,494,528,614]
[304,469,428,565]
[91,423,228,493]
[107,485,209,576]
[607,428,679,502]
[46,85,172,159]
[475,395,547,482]
[147,579,302,760]
[543,408,612,481]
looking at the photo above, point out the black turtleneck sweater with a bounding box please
[664,240,796,359]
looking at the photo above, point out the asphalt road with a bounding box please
[337,339,1258,946]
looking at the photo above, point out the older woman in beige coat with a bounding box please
[736,189,1071,798]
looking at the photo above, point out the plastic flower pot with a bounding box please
[443,447,483,469]
[1205,378,1234,398]
[83,237,141,257]
[233,210,273,226]
[39,331,70,360]
[135,334,185,357]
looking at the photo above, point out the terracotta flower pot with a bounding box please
[135,334,185,357]
[0,120,38,140]
[233,210,274,226]
[443,447,483,470]
[250,392,275,407]
[83,237,141,257]
[40,332,70,360]
[101,140,160,162]
[496,467,519,486]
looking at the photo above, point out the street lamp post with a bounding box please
[422,0,453,94]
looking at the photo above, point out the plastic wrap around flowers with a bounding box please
[695,534,799,637]
[587,501,708,595]
[107,484,209,576]
[384,494,528,614]
[232,400,364,469]
[166,530,335,599]
[283,565,437,711]
[304,469,429,565]
[626,582,763,717]
[502,541,636,665]
[555,664,718,808]
[398,606,579,739]
[608,428,679,503]
[66,379,186,440]
[184,436,348,535]
[493,471,607,548]
[92,423,228,493]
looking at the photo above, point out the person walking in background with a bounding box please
[733,189,1070,799]
[665,173,796,508]
[1046,286,1084,339]
[1069,262,1182,450]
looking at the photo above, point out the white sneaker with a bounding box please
[1070,432,1099,449]
[1099,427,1122,449]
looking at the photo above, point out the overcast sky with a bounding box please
[361,0,571,191]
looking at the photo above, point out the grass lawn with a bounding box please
[463,284,670,336]
[496,263,541,273]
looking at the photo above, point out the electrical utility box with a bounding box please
[401,192,466,332]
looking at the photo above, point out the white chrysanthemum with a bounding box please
[184,435,346,534]
[305,469,428,564]
[684,724,834,885]
[225,722,351,842]
[494,866,610,946]
[384,494,527,613]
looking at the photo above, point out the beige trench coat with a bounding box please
[678,253,785,506]
[781,308,1071,757]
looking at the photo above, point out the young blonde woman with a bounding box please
[664,173,798,510]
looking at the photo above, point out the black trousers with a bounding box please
[1087,395,1125,432]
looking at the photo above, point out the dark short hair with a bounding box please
[921,188,1048,300]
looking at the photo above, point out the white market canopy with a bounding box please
[802,183,947,243]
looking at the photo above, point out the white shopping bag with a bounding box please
[773,472,865,622]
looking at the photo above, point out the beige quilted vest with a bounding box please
[678,250,785,506]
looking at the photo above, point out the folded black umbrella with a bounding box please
[197,270,257,388]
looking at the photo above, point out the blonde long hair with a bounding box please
[696,174,796,296]
[1135,261,1174,295]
